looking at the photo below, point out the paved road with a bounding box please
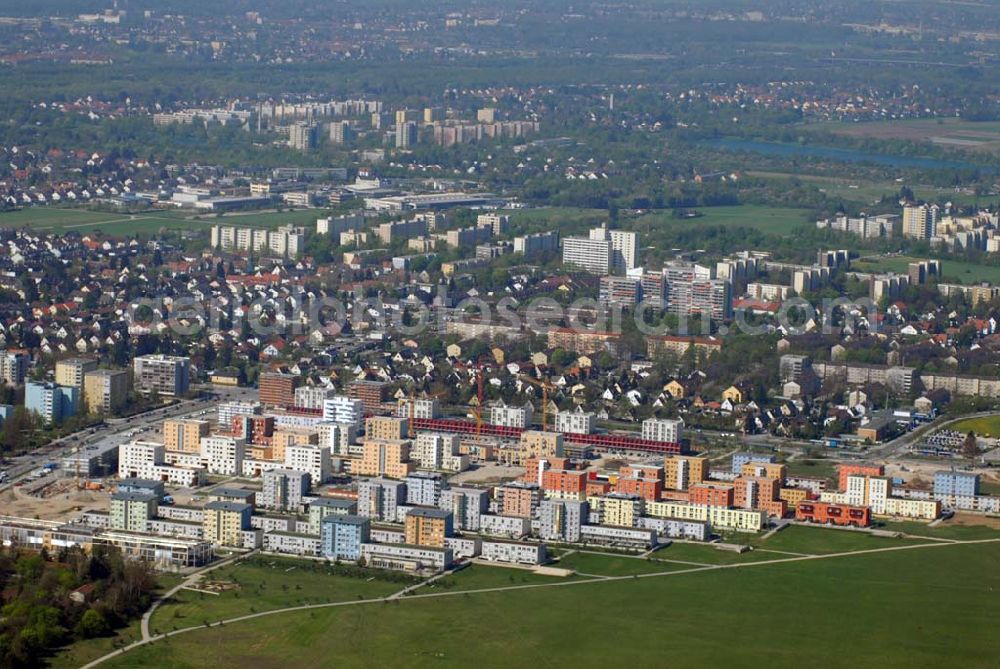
[79,537,1000,669]
[0,384,254,493]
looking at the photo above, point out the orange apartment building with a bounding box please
[259,372,299,407]
[796,501,871,527]
[740,462,787,482]
[663,455,708,491]
[163,419,209,453]
[497,482,541,518]
[404,508,453,547]
[232,415,275,444]
[586,479,612,497]
[779,487,811,508]
[616,476,663,501]
[354,439,415,479]
[366,416,407,441]
[521,457,571,484]
[733,475,787,517]
[689,483,734,507]
[541,469,588,498]
[349,379,388,413]
[837,463,884,491]
[546,327,622,355]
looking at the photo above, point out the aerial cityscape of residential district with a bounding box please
[0,1,998,667]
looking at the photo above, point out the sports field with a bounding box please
[89,527,999,669]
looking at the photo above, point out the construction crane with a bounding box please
[519,374,557,432]
[397,388,447,439]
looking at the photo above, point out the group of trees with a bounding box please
[0,545,157,667]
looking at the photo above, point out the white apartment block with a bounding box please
[642,418,684,443]
[118,441,206,487]
[295,386,338,410]
[479,514,532,538]
[317,421,357,456]
[480,541,546,565]
[284,444,331,484]
[396,398,440,420]
[562,236,611,274]
[844,475,891,515]
[200,436,246,476]
[322,396,365,424]
[489,403,533,429]
[217,401,261,430]
[411,433,461,470]
[554,409,596,435]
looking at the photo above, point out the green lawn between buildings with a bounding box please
[103,540,1000,669]
[148,557,413,635]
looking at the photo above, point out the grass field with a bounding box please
[104,540,1000,668]
[747,526,924,555]
[746,171,988,208]
[818,118,1000,155]
[853,254,1000,286]
[632,205,812,236]
[554,551,689,576]
[149,557,413,635]
[948,415,1000,437]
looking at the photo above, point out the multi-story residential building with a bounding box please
[933,470,979,498]
[732,453,775,474]
[348,380,388,413]
[328,120,354,144]
[294,386,338,411]
[902,203,939,239]
[599,275,641,308]
[321,515,370,561]
[133,355,190,396]
[117,440,206,487]
[513,231,559,257]
[645,501,767,532]
[202,501,252,547]
[307,498,357,534]
[200,436,245,476]
[498,431,564,467]
[285,444,331,484]
[261,469,310,511]
[837,464,884,491]
[366,416,408,441]
[539,499,588,542]
[578,525,656,549]
[404,508,453,547]
[163,419,210,453]
[843,474,892,515]
[322,396,365,424]
[480,541,546,565]
[554,408,596,435]
[357,478,407,522]
[546,328,621,355]
[689,483,734,507]
[439,487,489,531]
[25,381,79,424]
[355,438,415,479]
[562,235,612,274]
[489,403,533,429]
[395,120,417,148]
[541,469,588,500]
[360,543,452,573]
[55,358,97,388]
[397,398,441,421]
[289,122,316,151]
[0,350,29,385]
[444,225,492,248]
[646,335,723,360]
[662,262,732,320]
[642,418,684,444]
[663,455,708,491]
[591,493,644,527]
[109,491,158,532]
[376,218,428,244]
[404,472,445,507]
[82,369,128,415]
[410,433,467,471]
[496,482,542,519]
[259,372,299,408]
